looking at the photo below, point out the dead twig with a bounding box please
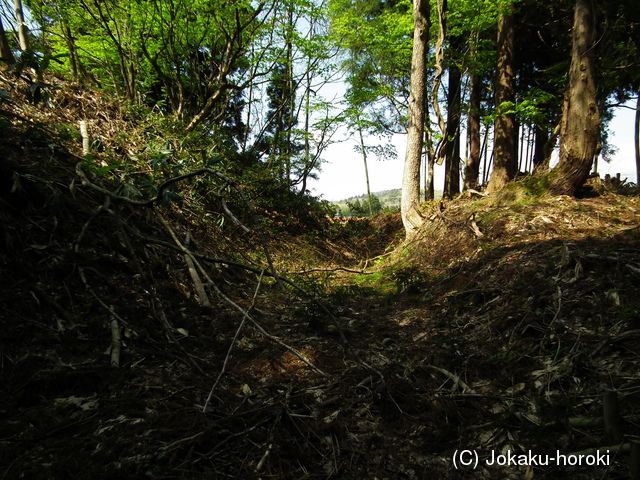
[156,212,211,307]
[207,277,327,379]
[203,270,266,413]
[424,364,476,394]
[78,267,130,328]
[467,213,484,238]
[75,164,288,298]
[110,311,121,368]
[103,206,205,374]
[292,266,365,275]
[591,329,640,358]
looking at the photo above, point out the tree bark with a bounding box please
[444,56,461,199]
[62,18,80,81]
[549,0,600,196]
[635,94,640,185]
[425,153,435,200]
[532,125,549,174]
[358,121,374,216]
[431,0,447,166]
[0,16,15,65]
[487,8,517,193]
[14,0,31,52]
[401,0,430,237]
[464,71,481,190]
[532,123,559,175]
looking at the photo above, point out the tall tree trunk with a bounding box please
[62,18,79,81]
[465,71,481,190]
[487,8,517,193]
[425,154,435,200]
[14,0,30,52]
[0,17,15,64]
[401,0,430,237]
[444,57,461,199]
[300,69,312,195]
[285,6,295,184]
[549,0,600,196]
[424,87,435,201]
[357,121,374,216]
[531,123,554,174]
[635,94,640,185]
[432,0,447,166]
[532,125,549,174]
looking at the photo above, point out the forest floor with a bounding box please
[2,80,640,479]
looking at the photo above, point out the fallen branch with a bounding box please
[103,207,204,374]
[97,203,380,378]
[74,197,110,253]
[203,270,265,413]
[207,273,327,380]
[156,212,211,307]
[591,329,640,358]
[424,364,476,394]
[79,267,130,327]
[292,266,365,275]
[467,213,484,238]
[110,313,121,368]
[627,264,640,275]
[465,188,488,197]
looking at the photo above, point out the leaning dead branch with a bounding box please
[591,329,640,358]
[75,164,380,377]
[467,213,484,238]
[157,213,212,307]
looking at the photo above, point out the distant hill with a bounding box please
[330,188,442,216]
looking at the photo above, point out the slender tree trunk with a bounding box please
[357,121,374,216]
[635,94,640,185]
[425,154,435,200]
[532,125,549,173]
[0,17,15,65]
[401,0,430,237]
[465,71,481,190]
[525,125,534,172]
[14,0,31,52]
[487,7,517,193]
[424,90,435,201]
[481,123,491,185]
[549,0,600,196]
[285,7,295,183]
[444,58,461,199]
[432,0,447,166]
[300,69,312,194]
[62,18,80,81]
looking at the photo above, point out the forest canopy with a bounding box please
[1,0,639,233]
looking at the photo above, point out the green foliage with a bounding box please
[329,0,413,133]
[242,173,335,234]
[346,195,381,216]
[351,272,396,296]
[3,50,68,105]
[6,50,67,79]
[9,0,640,209]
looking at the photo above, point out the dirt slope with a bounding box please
[1,79,640,479]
